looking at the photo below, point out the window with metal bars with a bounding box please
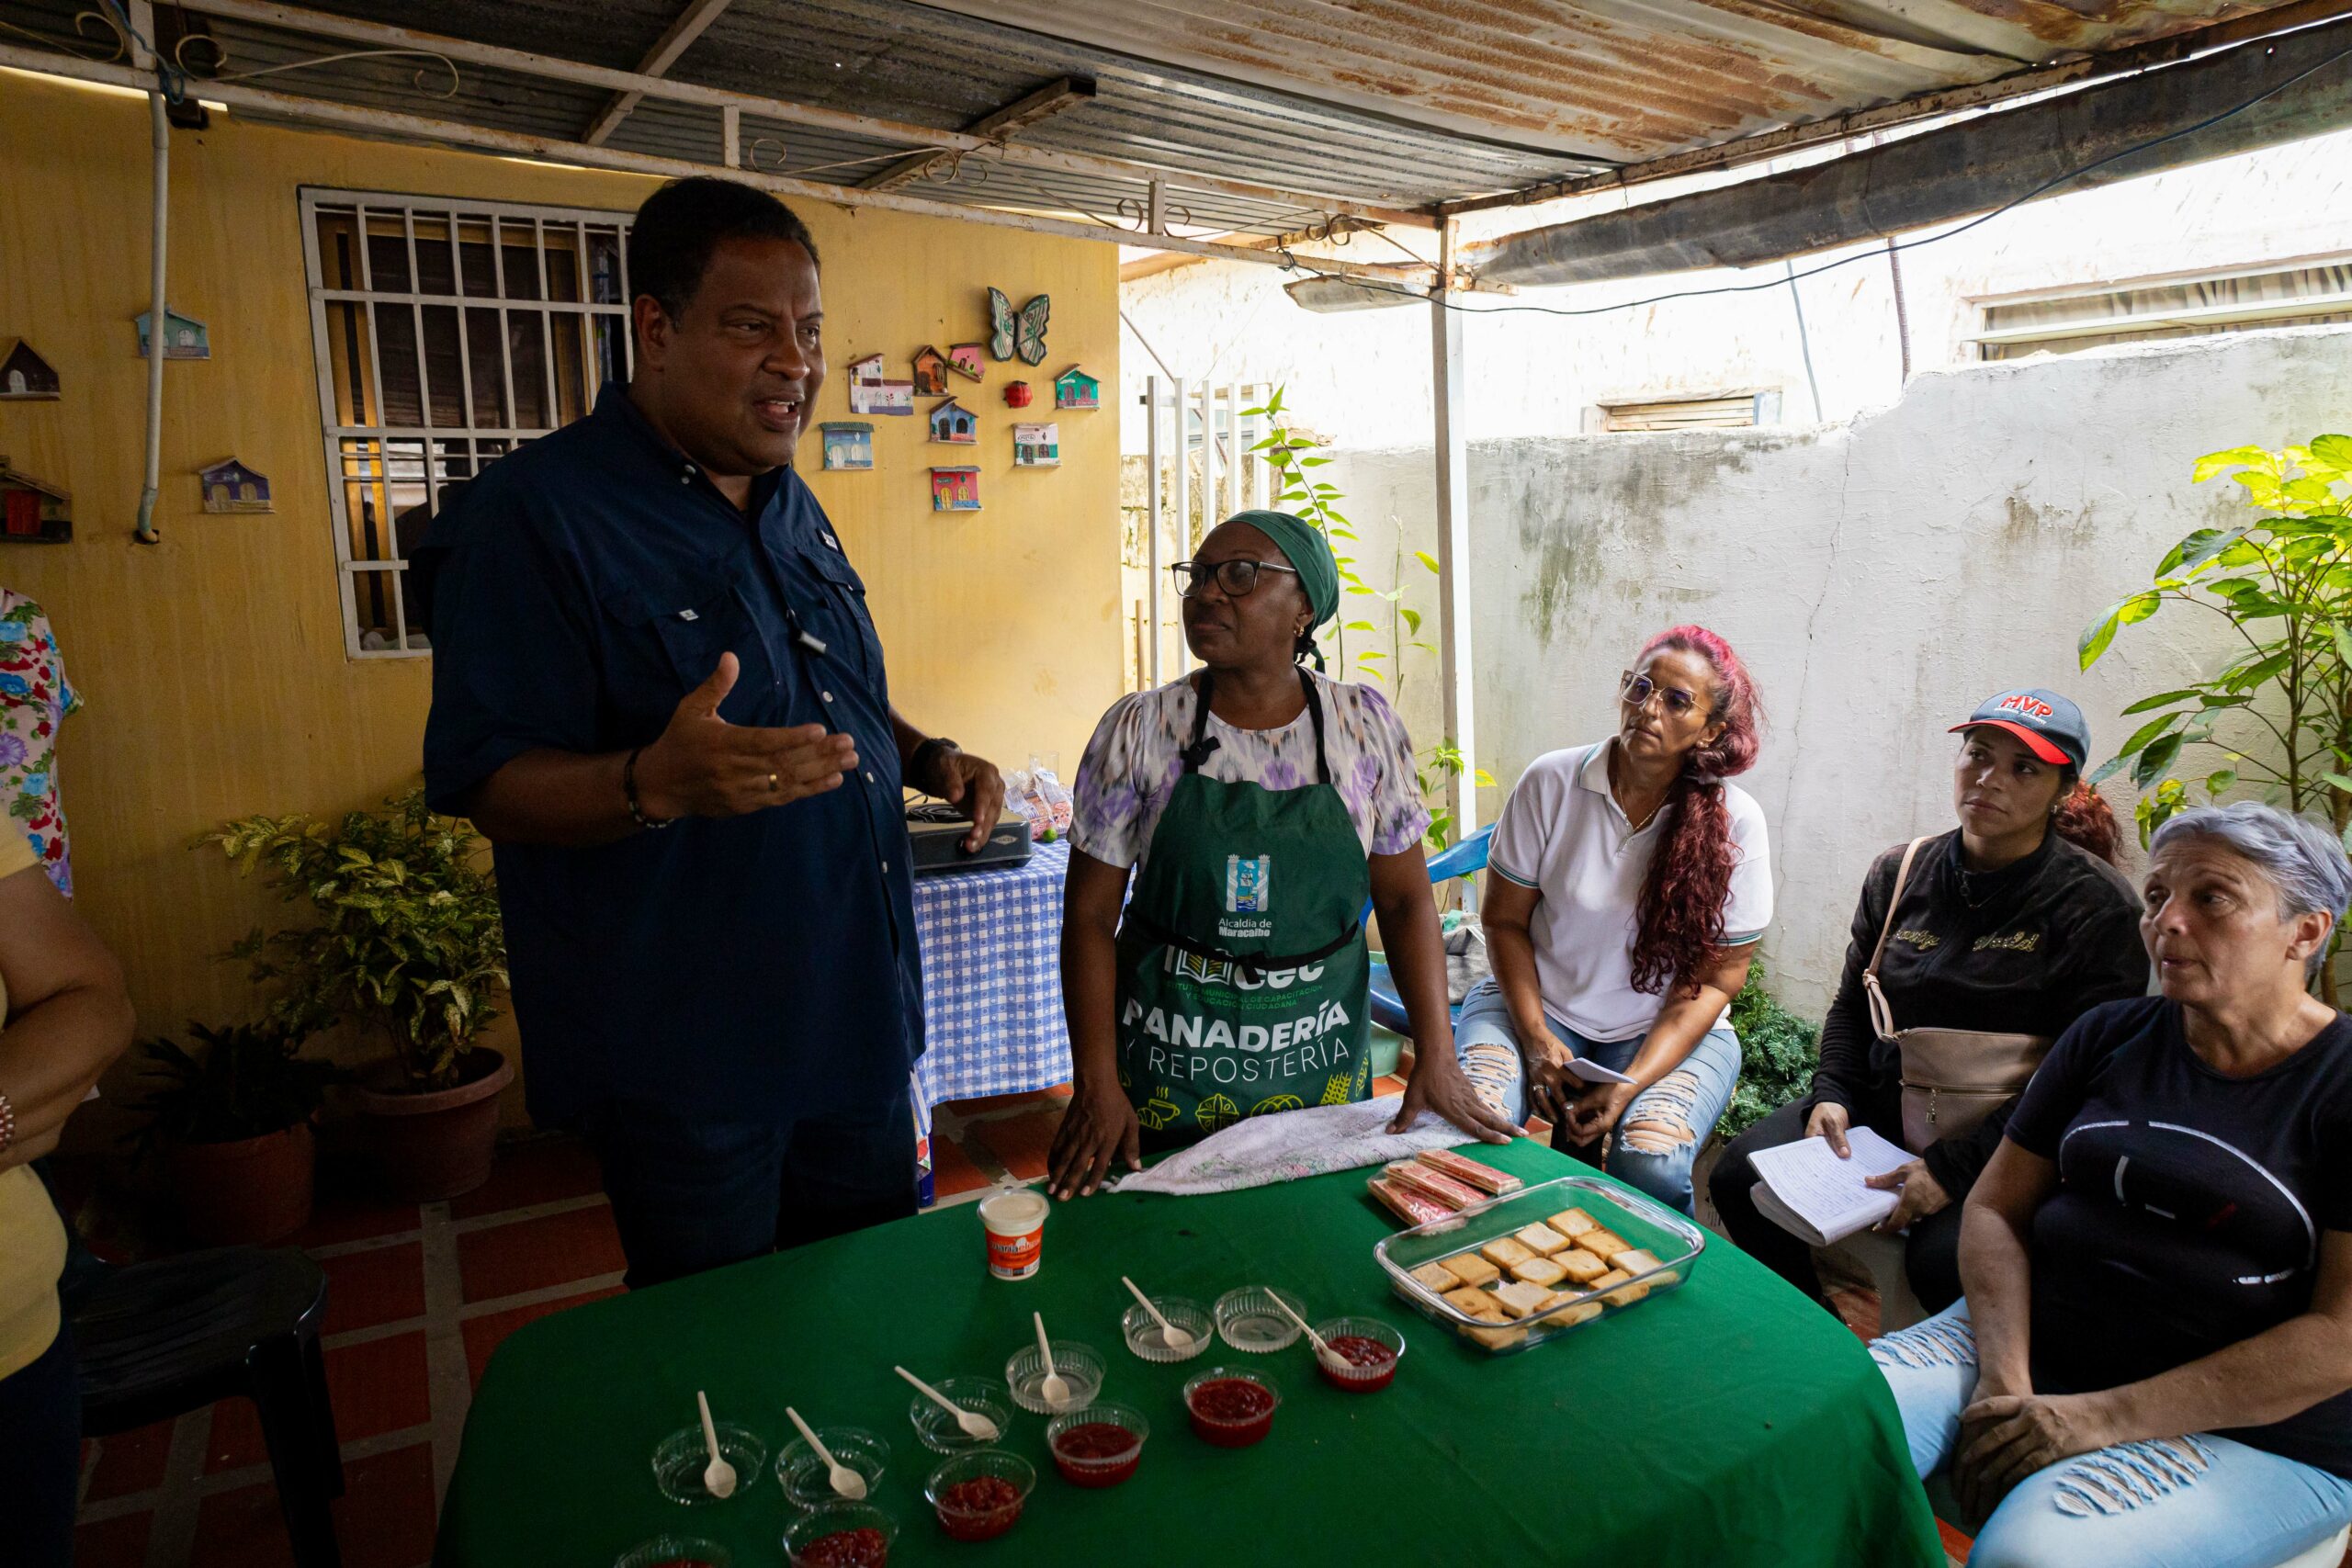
[299,187,634,658]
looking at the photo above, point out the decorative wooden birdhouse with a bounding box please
[846,353,912,416]
[0,456,72,543]
[1003,380,1034,409]
[947,344,987,382]
[133,307,210,360]
[1054,367,1100,411]
[929,466,980,512]
[0,339,60,400]
[820,422,875,471]
[927,398,978,446]
[198,457,274,513]
[1012,423,1060,468]
[911,345,951,397]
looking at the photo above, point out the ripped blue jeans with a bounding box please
[1872,1300,2352,1568]
[1451,977,1739,1216]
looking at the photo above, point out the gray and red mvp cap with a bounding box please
[1949,688,2090,772]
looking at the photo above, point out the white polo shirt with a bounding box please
[1487,740,1772,1043]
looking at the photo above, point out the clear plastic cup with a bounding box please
[1120,1296,1212,1362]
[925,1450,1036,1542]
[1046,1403,1149,1489]
[615,1536,730,1568]
[1004,1338,1104,1414]
[906,1376,1012,1454]
[774,1427,889,1510]
[650,1422,766,1506]
[783,1501,897,1567]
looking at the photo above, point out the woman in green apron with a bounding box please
[1047,511,1513,1199]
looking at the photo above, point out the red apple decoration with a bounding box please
[1004,381,1034,407]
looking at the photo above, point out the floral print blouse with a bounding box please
[1071,670,1430,873]
[0,589,81,897]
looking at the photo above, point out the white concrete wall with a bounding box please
[1326,325,2352,1016]
[1118,127,2352,451]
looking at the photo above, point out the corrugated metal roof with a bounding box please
[1,0,2305,224]
[902,0,2299,162]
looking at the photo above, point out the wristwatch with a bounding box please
[0,1089,17,1157]
[909,736,960,794]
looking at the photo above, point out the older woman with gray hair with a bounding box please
[1869,802,2352,1567]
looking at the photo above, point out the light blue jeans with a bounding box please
[1873,1300,2352,1568]
[1450,976,1740,1216]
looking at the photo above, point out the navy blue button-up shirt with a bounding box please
[419,386,922,1126]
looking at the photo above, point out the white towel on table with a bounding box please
[1111,1099,1464,1197]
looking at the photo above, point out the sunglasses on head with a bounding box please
[1620,671,1709,716]
[1171,558,1301,598]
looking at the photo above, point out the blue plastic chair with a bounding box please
[1364,823,1494,1037]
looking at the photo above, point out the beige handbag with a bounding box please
[1862,836,2052,1154]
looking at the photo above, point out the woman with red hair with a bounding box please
[1458,626,1771,1214]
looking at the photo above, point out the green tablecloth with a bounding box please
[437,1139,1939,1566]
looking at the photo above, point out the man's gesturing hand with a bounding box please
[632,653,857,820]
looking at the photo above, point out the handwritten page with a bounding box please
[1746,1127,1913,1246]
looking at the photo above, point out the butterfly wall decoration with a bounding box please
[987,288,1050,367]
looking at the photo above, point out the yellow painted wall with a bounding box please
[0,72,1121,1121]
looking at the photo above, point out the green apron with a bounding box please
[1114,669,1374,1142]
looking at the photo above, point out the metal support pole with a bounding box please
[1432,219,1478,847]
[1170,375,1188,672]
[1198,381,1218,539]
[721,104,740,168]
[1226,379,1243,521]
[1146,374,1163,687]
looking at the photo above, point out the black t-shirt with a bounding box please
[2007,996,2352,1477]
[1811,829,2147,1193]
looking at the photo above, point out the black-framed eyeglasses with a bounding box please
[1621,671,1708,716]
[1171,558,1301,598]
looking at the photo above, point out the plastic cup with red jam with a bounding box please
[1045,1402,1150,1488]
[1311,1316,1406,1393]
[614,1537,730,1568]
[783,1502,897,1568]
[1182,1367,1281,1449]
[924,1450,1036,1542]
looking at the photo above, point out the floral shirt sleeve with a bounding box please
[0,590,81,897]
[1069,674,1430,873]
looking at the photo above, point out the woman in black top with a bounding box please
[1867,802,2352,1565]
[1709,689,2147,1314]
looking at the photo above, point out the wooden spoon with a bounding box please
[894,1365,1002,1442]
[1034,1312,1073,1412]
[695,1390,737,1500]
[785,1405,867,1501]
[1266,1291,1346,1374]
[1121,1275,1197,1353]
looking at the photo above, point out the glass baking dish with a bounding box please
[1372,1173,1707,1355]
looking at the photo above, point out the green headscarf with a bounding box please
[1223,508,1340,668]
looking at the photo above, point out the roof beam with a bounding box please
[170,0,1434,228]
[860,74,1095,189]
[0,41,1437,286]
[582,0,735,147]
[1442,0,2352,215]
[1459,14,2352,288]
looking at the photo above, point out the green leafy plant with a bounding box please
[125,1021,346,1147]
[1717,959,1821,1139]
[1247,383,1483,847]
[208,786,508,1091]
[2079,434,2352,997]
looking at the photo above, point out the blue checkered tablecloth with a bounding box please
[911,837,1073,1110]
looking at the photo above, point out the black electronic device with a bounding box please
[906,802,1034,876]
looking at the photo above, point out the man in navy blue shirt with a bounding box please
[420,178,1002,1287]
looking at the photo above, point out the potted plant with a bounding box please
[209,785,514,1200]
[127,1022,345,1244]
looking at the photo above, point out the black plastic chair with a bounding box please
[45,1168,346,1568]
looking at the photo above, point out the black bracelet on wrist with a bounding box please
[623,746,676,830]
[909,736,959,792]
